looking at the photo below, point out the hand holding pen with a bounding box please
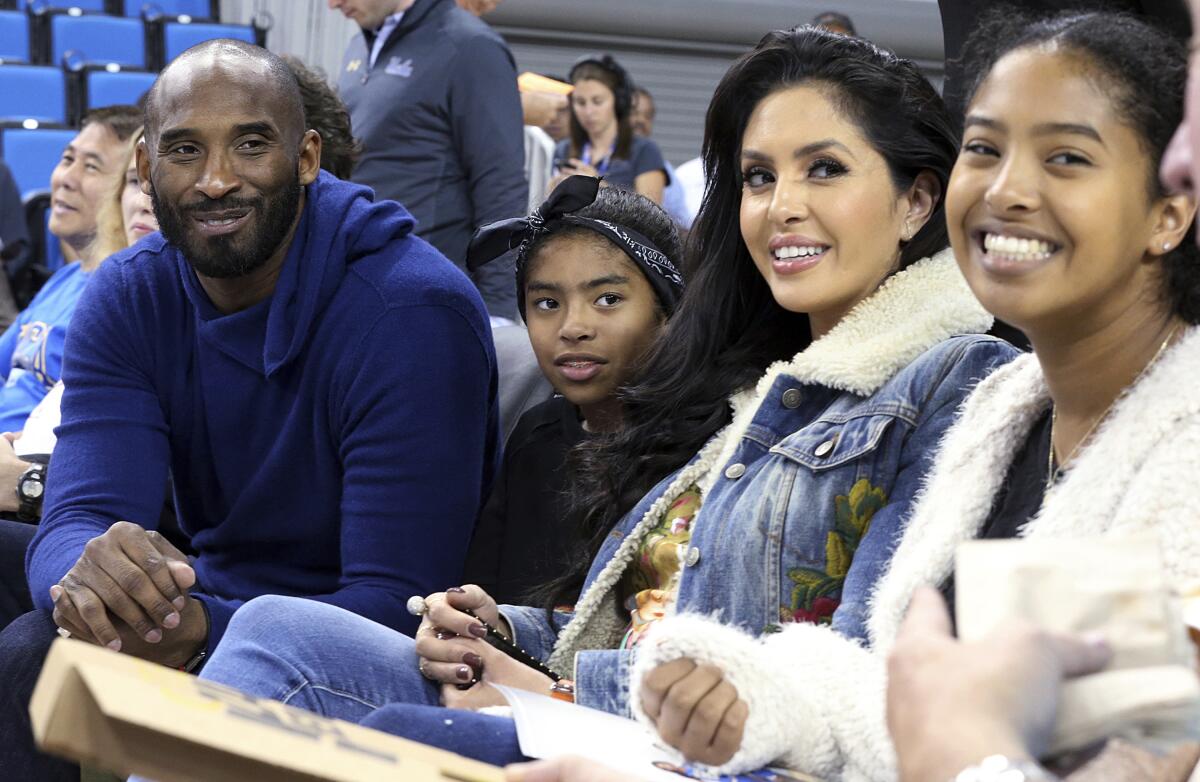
[408,585,563,688]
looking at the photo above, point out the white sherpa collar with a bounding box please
[737,247,992,405]
[709,248,992,494]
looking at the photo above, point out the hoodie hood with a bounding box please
[181,170,416,377]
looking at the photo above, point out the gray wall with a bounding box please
[219,0,945,164]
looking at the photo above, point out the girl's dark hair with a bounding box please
[960,8,1200,324]
[538,26,958,610]
[521,186,683,312]
[568,62,635,161]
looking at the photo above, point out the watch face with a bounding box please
[20,478,43,499]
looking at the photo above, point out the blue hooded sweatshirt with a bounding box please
[28,172,499,655]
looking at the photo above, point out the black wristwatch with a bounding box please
[16,462,46,521]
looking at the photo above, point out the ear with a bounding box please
[297,129,322,186]
[1146,191,1197,260]
[136,139,152,196]
[899,170,941,241]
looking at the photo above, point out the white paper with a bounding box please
[493,685,683,781]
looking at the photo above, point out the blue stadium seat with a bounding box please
[0,127,76,201]
[52,14,146,68]
[85,68,156,110]
[0,11,29,63]
[163,21,255,63]
[15,0,107,10]
[0,65,68,124]
[125,0,212,19]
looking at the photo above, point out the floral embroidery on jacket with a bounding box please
[781,478,887,624]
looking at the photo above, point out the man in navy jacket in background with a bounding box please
[0,38,499,780]
[330,0,528,322]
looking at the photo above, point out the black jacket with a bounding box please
[464,396,587,605]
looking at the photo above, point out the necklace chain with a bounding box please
[1047,323,1181,489]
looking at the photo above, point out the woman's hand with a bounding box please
[413,585,505,685]
[440,637,554,709]
[640,658,749,767]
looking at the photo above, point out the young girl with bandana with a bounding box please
[463,175,685,606]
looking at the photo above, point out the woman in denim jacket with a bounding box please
[172,28,1017,766]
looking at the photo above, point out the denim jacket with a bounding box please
[499,250,1018,716]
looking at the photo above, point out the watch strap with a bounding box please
[16,462,46,521]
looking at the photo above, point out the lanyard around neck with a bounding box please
[581,142,615,176]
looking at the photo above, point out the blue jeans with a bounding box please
[131,594,527,777]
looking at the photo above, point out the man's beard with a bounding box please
[151,177,302,280]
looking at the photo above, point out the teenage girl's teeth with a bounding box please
[772,245,827,260]
[982,233,1058,262]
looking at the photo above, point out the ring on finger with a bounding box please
[406,596,429,617]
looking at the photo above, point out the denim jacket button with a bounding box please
[685,547,701,567]
[814,438,837,457]
[781,388,803,408]
[723,462,746,480]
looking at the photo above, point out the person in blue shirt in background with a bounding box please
[0,107,142,434]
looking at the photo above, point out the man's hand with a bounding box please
[640,658,749,767]
[887,586,1112,782]
[50,522,198,660]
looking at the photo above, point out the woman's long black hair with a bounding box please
[539,27,959,610]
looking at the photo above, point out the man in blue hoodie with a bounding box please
[0,39,499,780]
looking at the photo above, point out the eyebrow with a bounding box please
[158,127,197,146]
[741,138,856,163]
[526,274,632,293]
[233,121,278,137]
[157,121,279,147]
[964,115,1105,145]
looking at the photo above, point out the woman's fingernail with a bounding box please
[107,639,122,652]
[456,665,473,681]
[162,612,180,629]
[173,596,186,611]
[145,629,162,643]
[447,587,466,594]
[463,652,483,668]
[49,585,63,601]
[468,623,488,638]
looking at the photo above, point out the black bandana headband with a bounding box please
[466,175,684,321]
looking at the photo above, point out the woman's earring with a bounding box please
[1164,241,1173,252]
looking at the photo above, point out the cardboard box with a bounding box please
[30,638,505,782]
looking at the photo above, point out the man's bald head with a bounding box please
[144,39,305,147]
